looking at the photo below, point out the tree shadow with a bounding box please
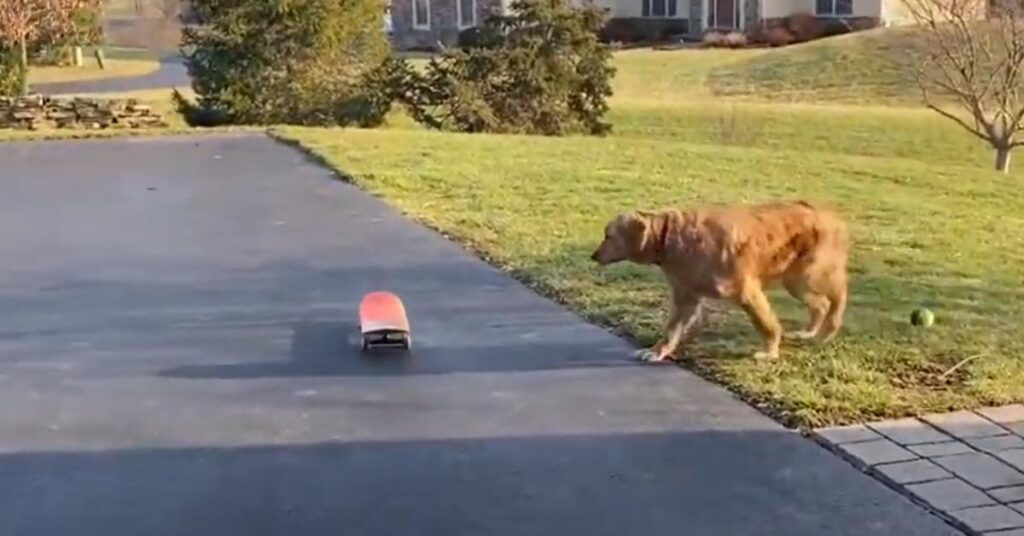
[0,431,958,536]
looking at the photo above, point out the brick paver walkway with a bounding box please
[816,405,1024,535]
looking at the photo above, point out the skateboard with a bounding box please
[358,291,411,351]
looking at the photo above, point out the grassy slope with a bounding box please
[280,30,1024,428]
[705,28,924,104]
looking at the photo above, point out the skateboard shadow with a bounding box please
[158,319,637,379]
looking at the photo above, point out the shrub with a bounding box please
[745,21,767,44]
[764,26,795,47]
[785,11,820,42]
[723,31,747,48]
[702,31,725,47]
[457,26,503,50]
[0,45,26,96]
[181,0,390,126]
[598,18,641,43]
[817,18,854,38]
[398,0,615,136]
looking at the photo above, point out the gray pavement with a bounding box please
[0,134,960,536]
[30,56,189,95]
[818,407,1024,534]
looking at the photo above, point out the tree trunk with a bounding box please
[996,145,1012,173]
[17,35,27,70]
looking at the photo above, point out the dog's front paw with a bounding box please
[785,330,818,341]
[753,350,780,360]
[633,347,674,363]
[633,349,659,362]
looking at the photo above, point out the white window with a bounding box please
[413,0,431,28]
[457,0,477,27]
[816,0,852,15]
[642,0,678,17]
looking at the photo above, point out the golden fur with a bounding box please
[591,200,849,360]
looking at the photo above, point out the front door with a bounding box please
[709,0,738,28]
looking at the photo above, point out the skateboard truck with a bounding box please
[358,291,411,351]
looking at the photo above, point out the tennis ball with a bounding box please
[911,308,935,327]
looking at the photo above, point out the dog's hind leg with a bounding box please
[818,267,848,342]
[736,281,782,360]
[783,275,829,340]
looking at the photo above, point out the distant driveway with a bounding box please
[30,55,189,95]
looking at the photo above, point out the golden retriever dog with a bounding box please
[591,200,849,361]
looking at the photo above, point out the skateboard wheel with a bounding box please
[361,337,370,351]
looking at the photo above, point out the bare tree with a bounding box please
[0,0,100,81]
[904,0,1024,172]
[155,0,183,21]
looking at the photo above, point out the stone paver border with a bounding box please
[815,404,1024,535]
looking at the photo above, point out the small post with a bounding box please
[73,46,83,67]
[94,48,106,69]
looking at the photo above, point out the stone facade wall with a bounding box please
[392,0,504,50]
[760,15,881,31]
[0,96,167,130]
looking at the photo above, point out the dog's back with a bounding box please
[701,200,849,281]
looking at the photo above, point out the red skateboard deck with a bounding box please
[358,291,411,350]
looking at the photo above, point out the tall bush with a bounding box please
[397,0,615,136]
[0,45,26,96]
[180,0,390,126]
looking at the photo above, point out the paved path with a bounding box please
[30,56,189,95]
[0,134,959,536]
[818,405,1024,535]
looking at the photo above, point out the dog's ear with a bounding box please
[621,212,650,248]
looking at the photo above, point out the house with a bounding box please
[391,0,508,49]
[389,0,909,49]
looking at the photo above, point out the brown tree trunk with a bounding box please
[996,145,1012,173]
[17,35,27,69]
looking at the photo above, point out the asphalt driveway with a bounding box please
[30,56,189,95]
[0,134,959,536]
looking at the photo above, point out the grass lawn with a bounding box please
[28,58,161,85]
[274,29,1024,428]
[705,27,925,104]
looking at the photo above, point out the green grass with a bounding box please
[273,29,1024,428]
[706,28,925,104]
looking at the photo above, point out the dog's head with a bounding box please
[590,211,654,265]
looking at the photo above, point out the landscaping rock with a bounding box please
[0,95,167,131]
